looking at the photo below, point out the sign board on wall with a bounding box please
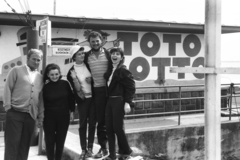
[1,24,240,100]
[45,30,205,82]
[117,32,204,82]
[0,26,205,86]
[51,46,72,56]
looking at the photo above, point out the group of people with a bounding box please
[3,31,136,160]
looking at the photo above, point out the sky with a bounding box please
[1,0,240,26]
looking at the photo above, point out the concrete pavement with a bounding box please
[0,112,240,160]
[0,132,47,160]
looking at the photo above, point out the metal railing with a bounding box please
[227,83,240,120]
[126,83,240,125]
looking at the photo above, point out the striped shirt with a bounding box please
[88,49,108,87]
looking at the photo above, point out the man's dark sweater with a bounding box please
[43,79,75,115]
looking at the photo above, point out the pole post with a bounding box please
[54,0,56,15]
[27,29,39,51]
[204,0,221,159]
[171,0,240,158]
[38,16,49,155]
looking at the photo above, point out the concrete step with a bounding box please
[62,132,101,160]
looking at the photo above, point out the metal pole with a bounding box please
[229,83,234,120]
[38,17,49,155]
[178,86,181,125]
[204,0,221,159]
[27,29,39,52]
[38,41,47,154]
[54,0,56,15]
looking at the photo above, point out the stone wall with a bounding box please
[126,121,240,160]
[0,87,229,131]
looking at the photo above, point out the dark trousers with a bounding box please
[93,87,108,149]
[43,112,70,160]
[4,109,35,160]
[105,97,132,158]
[77,97,96,150]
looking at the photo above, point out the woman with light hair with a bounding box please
[67,45,96,160]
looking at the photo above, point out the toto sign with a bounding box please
[117,32,204,81]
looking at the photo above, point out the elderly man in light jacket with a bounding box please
[3,49,44,160]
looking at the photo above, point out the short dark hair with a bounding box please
[104,47,126,81]
[43,63,62,83]
[87,31,103,42]
[109,47,125,65]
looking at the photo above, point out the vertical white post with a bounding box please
[54,0,56,15]
[204,0,221,159]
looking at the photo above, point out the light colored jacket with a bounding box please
[3,65,44,122]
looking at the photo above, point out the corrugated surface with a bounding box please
[0,11,240,34]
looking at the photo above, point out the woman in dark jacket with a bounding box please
[42,63,75,160]
[104,47,136,160]
[67,45,96,160]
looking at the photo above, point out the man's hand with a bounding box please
[124,103,131,114]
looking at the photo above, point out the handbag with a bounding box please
[74,76,85,100]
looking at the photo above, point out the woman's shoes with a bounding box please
[80,149,94,159]
[85,149,94,158]
[94,148,109,158]
[79,150,86,160]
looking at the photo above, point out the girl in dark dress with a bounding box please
[43,63,75,160]
[104,47,136,160]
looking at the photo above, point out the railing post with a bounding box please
[229,83,234,120]
[178,86,182,125]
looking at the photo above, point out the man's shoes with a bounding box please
[94,148,109,158]
[85,149,94,158]
[79,150,86,160]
